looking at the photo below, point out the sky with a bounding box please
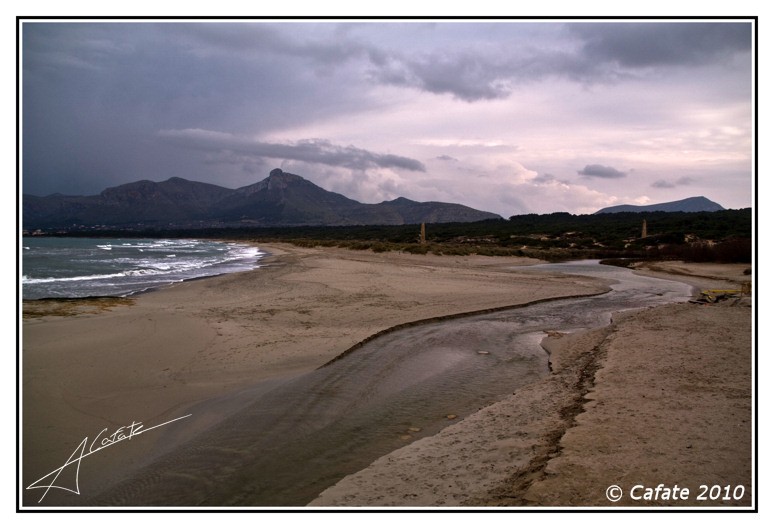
[20,19,754,217]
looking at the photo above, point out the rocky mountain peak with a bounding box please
[265,168,303,190]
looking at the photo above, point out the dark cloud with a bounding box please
[652,176,696,189]
[369,52,513,102]
[21,23,393,194]
[363,22,752,101]
[577,164,628,179]
[436,155,458,162]
[158,129,426,173]
[23,23,373,133]
[569,22,751,69]
[166,23,369,68]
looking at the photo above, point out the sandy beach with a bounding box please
[21,244,753,508]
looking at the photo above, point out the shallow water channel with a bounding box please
[94,260,692,506]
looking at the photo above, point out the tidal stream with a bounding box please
[92,260,692,506]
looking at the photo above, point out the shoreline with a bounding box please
[21,238,267,303]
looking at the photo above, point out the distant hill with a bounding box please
[595,196,725,214]
[23,169,502,229]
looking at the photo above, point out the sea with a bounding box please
[21,237,265,300]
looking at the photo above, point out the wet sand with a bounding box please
[310,261,753,508]
[21,243,609,506]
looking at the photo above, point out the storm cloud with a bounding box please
[158,129,426,173]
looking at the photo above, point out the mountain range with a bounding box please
[594,196,725,214]
[23,169,502,229]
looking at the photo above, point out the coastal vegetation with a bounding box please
[30,208,753,264]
